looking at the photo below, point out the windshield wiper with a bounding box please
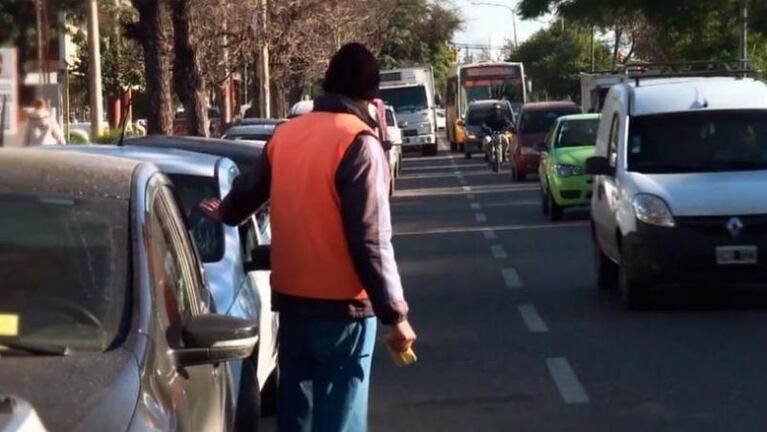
[0,336,70,356]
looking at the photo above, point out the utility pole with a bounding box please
[739,2,748,72]
[258,0,271,118]
[86,0,104,137]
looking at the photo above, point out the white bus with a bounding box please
[445,62,528,151]
[378,67,438,156]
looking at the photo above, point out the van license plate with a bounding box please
[716,246,758,265]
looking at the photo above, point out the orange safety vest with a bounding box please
[267,112,374,300]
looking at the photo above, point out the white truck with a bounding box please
[378,67,438,156]
[579,72,629,113]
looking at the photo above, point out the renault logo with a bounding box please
[726,217,744,238]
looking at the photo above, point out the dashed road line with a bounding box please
[475,213,487,222]
[470,202,481,210]
[546,357,590,404]
[501,268,523,289]
[518,304,547,332]
[490,244,508,259]
[462,186,472,192]
[482,229,497,240]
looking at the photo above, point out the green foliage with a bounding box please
[513,24,613,101]
[379,0,463,100]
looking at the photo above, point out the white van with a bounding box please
[586,77,767,309]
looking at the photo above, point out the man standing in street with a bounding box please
[200,43,416,432]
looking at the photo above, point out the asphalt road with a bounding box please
[264,141,767,431]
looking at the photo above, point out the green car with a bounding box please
[538,113,601,220]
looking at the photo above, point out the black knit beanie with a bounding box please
[323,43,380,101]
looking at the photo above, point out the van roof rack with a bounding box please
[583,61,761,86]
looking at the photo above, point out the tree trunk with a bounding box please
[128,0,174,135]
[612,25,623,69]
[169,0,208,137]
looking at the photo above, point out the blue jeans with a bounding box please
[277,315,377,432]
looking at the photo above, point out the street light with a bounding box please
[471,1,519,49]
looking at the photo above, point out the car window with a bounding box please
[628,110,767,174]
[519,108,580,134]
[167,174,225,263]
[0,193,129,352]
[608,113,620,165]
[147,186,206,324]
[466,105,513,126]
[256,207,271,245]
[556,119,600,148]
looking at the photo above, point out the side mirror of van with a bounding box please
[585,156,612,176]
[382,140,394,151]
[398,121,408,128]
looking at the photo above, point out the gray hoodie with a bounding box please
[24,108,65,146]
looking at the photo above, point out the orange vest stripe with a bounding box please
[267,112,373,300]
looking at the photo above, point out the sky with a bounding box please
[452,0,553,49]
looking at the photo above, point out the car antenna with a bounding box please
[117,96,132,147]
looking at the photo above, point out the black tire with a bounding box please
[450,142,457,152]
[465,152,472,159]
[541,188,550,216]
[594,236,618,291]
[548,194,563,221]
[396,154,403,177]
[260,368,279,417]
[619,247,650,310]
[492,159,500,173]
[234,359,261,432]
[517,170,527,182]
[422,143,438,157]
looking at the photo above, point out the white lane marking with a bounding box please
[491,245,508,259]
[394,221,589,237]
[470,202,481,210]
[518,304,547,332]
[462,186,472,192]
[482,229,497,240]
[403,163,486,171]
[502,268,523,289]
[475,213,487,222]
[546,357,590,404]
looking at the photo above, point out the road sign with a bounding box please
[0,48,18,137]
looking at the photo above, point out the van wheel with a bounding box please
[594,238,617,290]
[619,248,650,310]
[234,358,261,432]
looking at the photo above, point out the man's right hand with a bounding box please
[199,198,223,222]
[386,320,417,353]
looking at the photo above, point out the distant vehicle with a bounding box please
[446,62,528,152]
[435,108,447,131]
[461,99,515,159]
[288,100,314,118]
[538,113,601,220]
[0,149,256,431]
[47,144,280,426]
[378,67,439,156]
[510,101,581,182]
[586,76,767,309]
[579,72,628,113]
[174,108,223,137]
[125,135,264,174]
[223,124,277,142]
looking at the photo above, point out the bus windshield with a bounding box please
[379,86,428,113]
[460,66,525,113]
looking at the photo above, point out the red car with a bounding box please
[510,101,581,182]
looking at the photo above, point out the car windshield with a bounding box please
[379,86,428,113]
[0,193,128,353]
[467,105,513,126]
[628,110,767,174]
[519,108,579,134]
[167,174,225,262]
[556,118,600,148]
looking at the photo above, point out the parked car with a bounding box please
[174,107,223,137]
[0,148,257,431]
[586,76,767,309]
[510,101,581,181]
[385,105,403,179]
[538,113,601,220]
[47,144,279,424]
[124,135,264,175]
[223,124,277,142]
[461,99,515,159]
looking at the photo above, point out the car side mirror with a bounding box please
[172,315,258,367]
[244,245,270,272]
[398,121,408,128]
[585,156,613,176]
[382,140,394,151]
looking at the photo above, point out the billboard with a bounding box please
[0,47,18,137]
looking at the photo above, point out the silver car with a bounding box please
[46,145,279,426]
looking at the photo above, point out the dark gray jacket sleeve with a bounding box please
[335,133,409,325]
[219,144,272,226]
